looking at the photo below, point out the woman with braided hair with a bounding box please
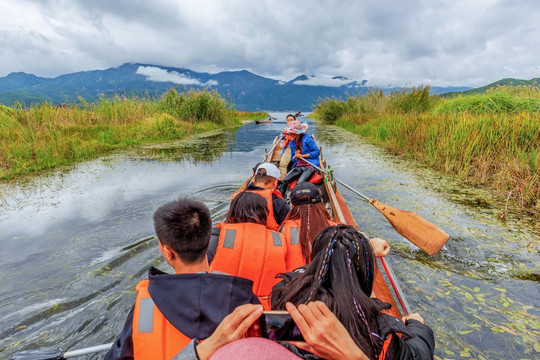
[271,225,435,360]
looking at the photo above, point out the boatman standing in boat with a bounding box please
[105,198,263,360]
[279,114,297,177]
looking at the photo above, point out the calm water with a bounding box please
[0,114,538,359]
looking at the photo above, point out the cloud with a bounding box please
[292,75,357,87]
[0,0,539,87]
[136,66,218,86]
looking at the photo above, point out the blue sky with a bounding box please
[1,0,539,87]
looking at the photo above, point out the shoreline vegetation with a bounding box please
[312,85,540,225]
[0,89,266,180]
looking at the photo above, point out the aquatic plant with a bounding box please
[313,86,540,221]
[0,90,259,180]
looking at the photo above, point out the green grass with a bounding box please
[0,89,263,180]
[313,86,540,218]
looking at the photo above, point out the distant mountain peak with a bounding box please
[5,72,41,79]
[291,75,310,82]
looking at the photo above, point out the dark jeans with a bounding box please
[278,166,315,196]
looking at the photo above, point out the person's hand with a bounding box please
[402,313,424,324]
[196,304,263,360]
[286,301,369,360]
[369,237,390,257]
[294,150,302,159]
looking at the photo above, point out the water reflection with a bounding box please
[139,131,233,164]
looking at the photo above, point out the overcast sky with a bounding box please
[1,0,539,87]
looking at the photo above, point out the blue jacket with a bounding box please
[289,135,320,168]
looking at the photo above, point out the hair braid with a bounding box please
[307,226,340,302]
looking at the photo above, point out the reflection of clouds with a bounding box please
[7,298,67,319]
[0,158,236,237]
[0,114,308,239]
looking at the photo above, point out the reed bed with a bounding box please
[0,90,260,180]
[314,86,540,217]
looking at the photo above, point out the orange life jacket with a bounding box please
[235,188,281,231]
[283,134,294,148]
[132,280,191,360]
[288,171,324,190]
[379,333,394,359]
[280,218,340,270]
[209,222,287,309]
[279,219,306,271]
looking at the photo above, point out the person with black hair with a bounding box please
[280,183,390,270]
[272,225,435,360]
[209,192,289,309]
[105,198,262,360]
[279,182,339,270]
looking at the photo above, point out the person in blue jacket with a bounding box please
[278,120,320,196]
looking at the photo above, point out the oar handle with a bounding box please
[263,136,283,163]
[64,343,113,358]
[301,158,370,202]
[9,343,113,360]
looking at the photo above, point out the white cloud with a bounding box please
[293,75,356,87]
[0,0,539,87]
[135,66,218,86]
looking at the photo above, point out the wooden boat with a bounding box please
[255,117,274,124]
[9,136,409,360]
[240,136,408,318]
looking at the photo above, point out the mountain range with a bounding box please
[0,63,474,111]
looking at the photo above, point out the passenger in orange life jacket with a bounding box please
[280,182,390,271]
[272,225,435,360]
[279,182,339,270]
[243,162,291,231]
[105,198,263,360]
[208,192,289,310]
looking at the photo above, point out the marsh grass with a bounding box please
[0,90,260,180]
[314,86,540,217]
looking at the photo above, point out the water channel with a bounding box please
[0,113,538,359]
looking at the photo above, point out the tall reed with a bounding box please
[0,90,259,180]
[314,86,540,216]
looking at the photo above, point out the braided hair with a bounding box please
[272,225,384,359]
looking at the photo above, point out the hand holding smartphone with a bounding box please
[246,310,304,342]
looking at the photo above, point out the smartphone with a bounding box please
[246,310,304,341]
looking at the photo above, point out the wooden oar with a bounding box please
[302,158,450,255]
[10,343,113,359]
[264,136,283,163]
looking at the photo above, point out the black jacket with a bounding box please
[245,183,291,225]
[104,267,260,360]
[272,268,435,360]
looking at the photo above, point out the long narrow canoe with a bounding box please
[240,137,407,318]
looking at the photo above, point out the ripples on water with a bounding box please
[0,115,538,359]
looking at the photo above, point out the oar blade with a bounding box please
[9,349,64,360]
[370,199,450,255]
